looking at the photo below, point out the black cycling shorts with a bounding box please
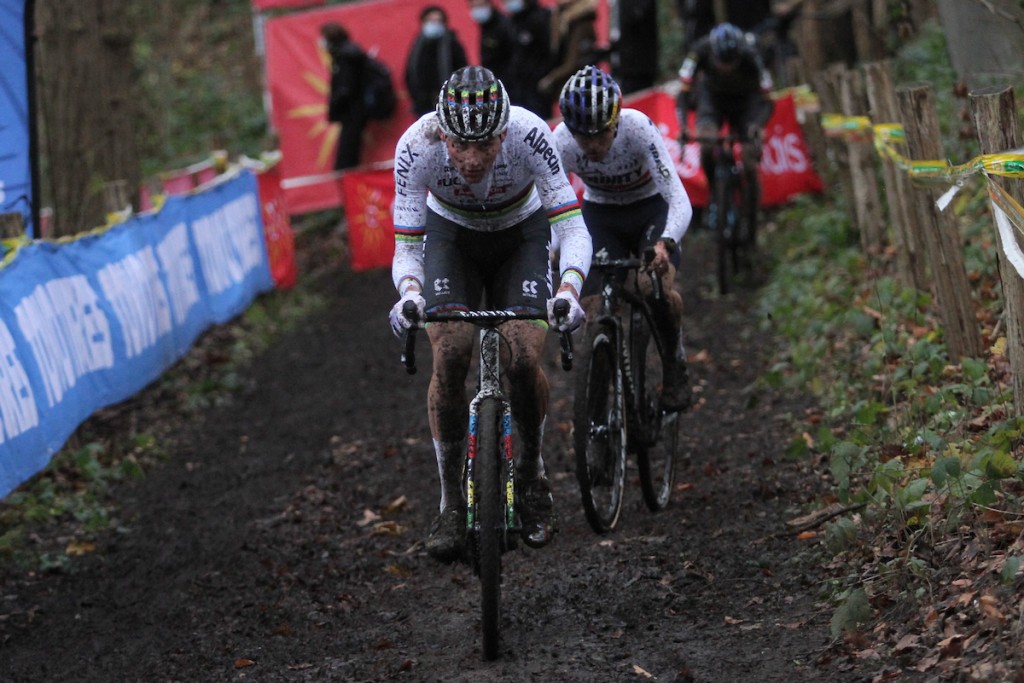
[694,82,771,138]
[422,207,552,314]
[580,194,679,297]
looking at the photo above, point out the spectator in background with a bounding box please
[537,0,598,102]
[614,0,658,94]
[469,0,515,82]
[405,6,468,116]
[321,21,368,170]
[504,0,555,118]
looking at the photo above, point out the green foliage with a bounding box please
[134,0,268,176]
[830,588,871,640]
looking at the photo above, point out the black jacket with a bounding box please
[404,30,468,116]
[327,39,367,122]
[504,1,553,113]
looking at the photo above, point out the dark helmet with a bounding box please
[558,65,622,136]
[436,66,510,142]
[709,23,744,62]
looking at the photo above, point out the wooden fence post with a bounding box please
[895,83,982,362]
[814,64,855,210]
[969,86,1024,416]
[839,66,885,255]
[863,60,929,290]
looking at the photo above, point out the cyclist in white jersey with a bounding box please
[553,65,694,410]
[389,66,592,562]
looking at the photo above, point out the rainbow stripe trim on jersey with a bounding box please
[393,225,424,243]
[546,199,583,225]
[431,182,535,220]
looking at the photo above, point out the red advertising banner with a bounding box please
[341,167,395,272]
[263,0,610,216]
[263,0,481,216]
[622,89,823,208]
[256,163,299,288]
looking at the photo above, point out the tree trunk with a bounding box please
[35,0,141,236]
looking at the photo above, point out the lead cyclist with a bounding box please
[388,66,592,562]
[553,65,694,411]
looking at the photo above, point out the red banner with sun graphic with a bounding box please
[341,167,396,272]
[263,0,482,216]
[262,0,610,216]
[256,163,299,288]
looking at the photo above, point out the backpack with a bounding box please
[362,56,396,120]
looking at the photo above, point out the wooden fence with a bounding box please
[811,61,1024,417]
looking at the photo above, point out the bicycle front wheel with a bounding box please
[714,170,738,295]
[573,328,627,533]
[630,311,679,512]
[474,397,503,660]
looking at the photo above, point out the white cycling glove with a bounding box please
[547,290,586,333]
[388,291,426,337]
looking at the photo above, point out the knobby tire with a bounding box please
[630,308,679,511]
[475,398,503,660]
[573,329,626,533]
[714,166,735,295]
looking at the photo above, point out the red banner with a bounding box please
[264,0,481,215]
[341,167,395,272]
[263,0,610,216]
[256,163,299,289]
[621,89,823,208]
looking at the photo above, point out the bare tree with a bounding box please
[35,0,141,236]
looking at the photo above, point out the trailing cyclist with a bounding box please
[388,66,592,562]
[553,65,694,412]
[677,22,774,237]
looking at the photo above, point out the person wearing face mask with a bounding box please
[468,0,515,83]
[503,0,555,118]
[404,6,469,116]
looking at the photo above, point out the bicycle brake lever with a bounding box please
[401,299,419,375]
[552,298,574,371]
[643,247,663,301]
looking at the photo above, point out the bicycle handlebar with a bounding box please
[590,248,663,302]
[399,300,574,374]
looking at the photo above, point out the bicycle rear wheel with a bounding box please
[630,310,679,512]
[572,328,626,533]
[474,397,503,660]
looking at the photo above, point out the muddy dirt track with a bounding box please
[0,230,877,682]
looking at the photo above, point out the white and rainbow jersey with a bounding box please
[391,106,592,297]
[552,108,693,245]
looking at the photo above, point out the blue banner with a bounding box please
[0,0,32,235]
[0,170,274,498]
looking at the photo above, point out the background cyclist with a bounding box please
[553,65,694,411]
[677,22,774,233]
[388,66,592,562]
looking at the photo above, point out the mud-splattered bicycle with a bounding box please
[400,299,573,660]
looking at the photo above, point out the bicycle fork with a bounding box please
[465,329,518,555]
